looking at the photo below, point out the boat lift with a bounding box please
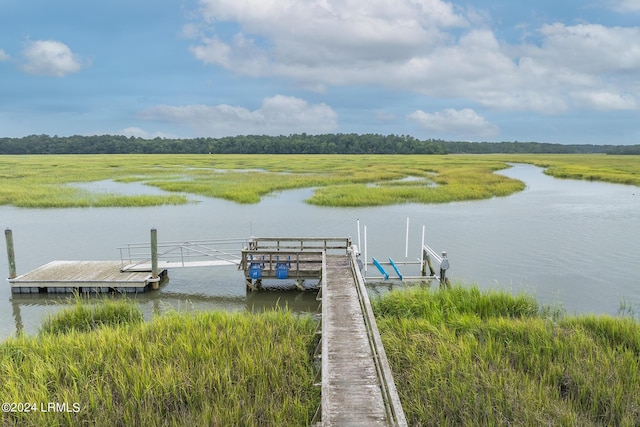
[356,218,450,287]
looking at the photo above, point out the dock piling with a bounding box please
[439,251,451,289]
[421,249,436,277]
[151,228,159,290]
[5,229,16,279]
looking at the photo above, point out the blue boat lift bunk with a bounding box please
[365,250,449,286]
[372,257,405,280]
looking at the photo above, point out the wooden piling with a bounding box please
[421,249,435,277]
[5,229,16,279]
[439,251,451,289]
[150,228,159,290]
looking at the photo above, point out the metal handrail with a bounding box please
[422,244,443,264]
[118,238,247,269]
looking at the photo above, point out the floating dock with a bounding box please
[8,260,166,294]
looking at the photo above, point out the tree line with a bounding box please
[0,133,637,155]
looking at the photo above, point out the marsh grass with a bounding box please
[0,154,530,208]
[39,294,143,335]
[1,300,319,426]
[3,287,638,426]
[1,154,638,207]
[373,286,640,426]
[495,154,640,187]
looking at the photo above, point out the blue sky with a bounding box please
[1,0,639,144]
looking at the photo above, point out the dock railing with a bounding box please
[239,237,351,290]
[118,237,246,271]
[239,250,325,279]
[245,237,352,254]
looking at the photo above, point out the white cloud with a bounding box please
[612,0,640,12]
[0,49,9,61]
[530,24,640,74]
[188,0,467,87]
[139,95,338,137]
[189,33,268,77]
[21,40,88,77]
[187,1,640,113]
[570,91,638,110]
[408,108,499,137]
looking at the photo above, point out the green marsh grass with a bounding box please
[494,153,640,187]
[3,287,639,425]
[1,300,319,426]
[373,286,640,426]
[39,295,143,335]
[1,154,638,208]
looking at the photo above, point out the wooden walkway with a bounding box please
[316,252,407,426]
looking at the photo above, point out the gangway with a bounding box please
[119,237,246,271]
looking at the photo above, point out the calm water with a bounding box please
[1,164,639,339]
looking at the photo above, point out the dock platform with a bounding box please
[8,261,166,293]
[240,237,351,291]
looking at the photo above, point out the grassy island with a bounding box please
[2,154,638,208]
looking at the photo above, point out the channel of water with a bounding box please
[1,163,639,339]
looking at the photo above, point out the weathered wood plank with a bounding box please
[8,260,163,290]
[322,255,390,426]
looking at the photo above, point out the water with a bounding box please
[1,164,639,339]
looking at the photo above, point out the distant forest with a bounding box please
[0,133,638,155]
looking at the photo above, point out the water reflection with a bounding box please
[1,163,639,339]
[8,279,321,337]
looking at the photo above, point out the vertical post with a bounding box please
[420,225,425,270]
[422,250,436,277]
[150,228,159,290]
[356,219,361,253]
[363,225,368,275]
[439,251,450,289]
[5,229,16,279]
[405,217,410,259]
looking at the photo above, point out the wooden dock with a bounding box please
[6,231,448,424]
[315,251,407,426]
[8,261,166,293]
[238,236,407,425]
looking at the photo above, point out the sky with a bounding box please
[1,0,639,144]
